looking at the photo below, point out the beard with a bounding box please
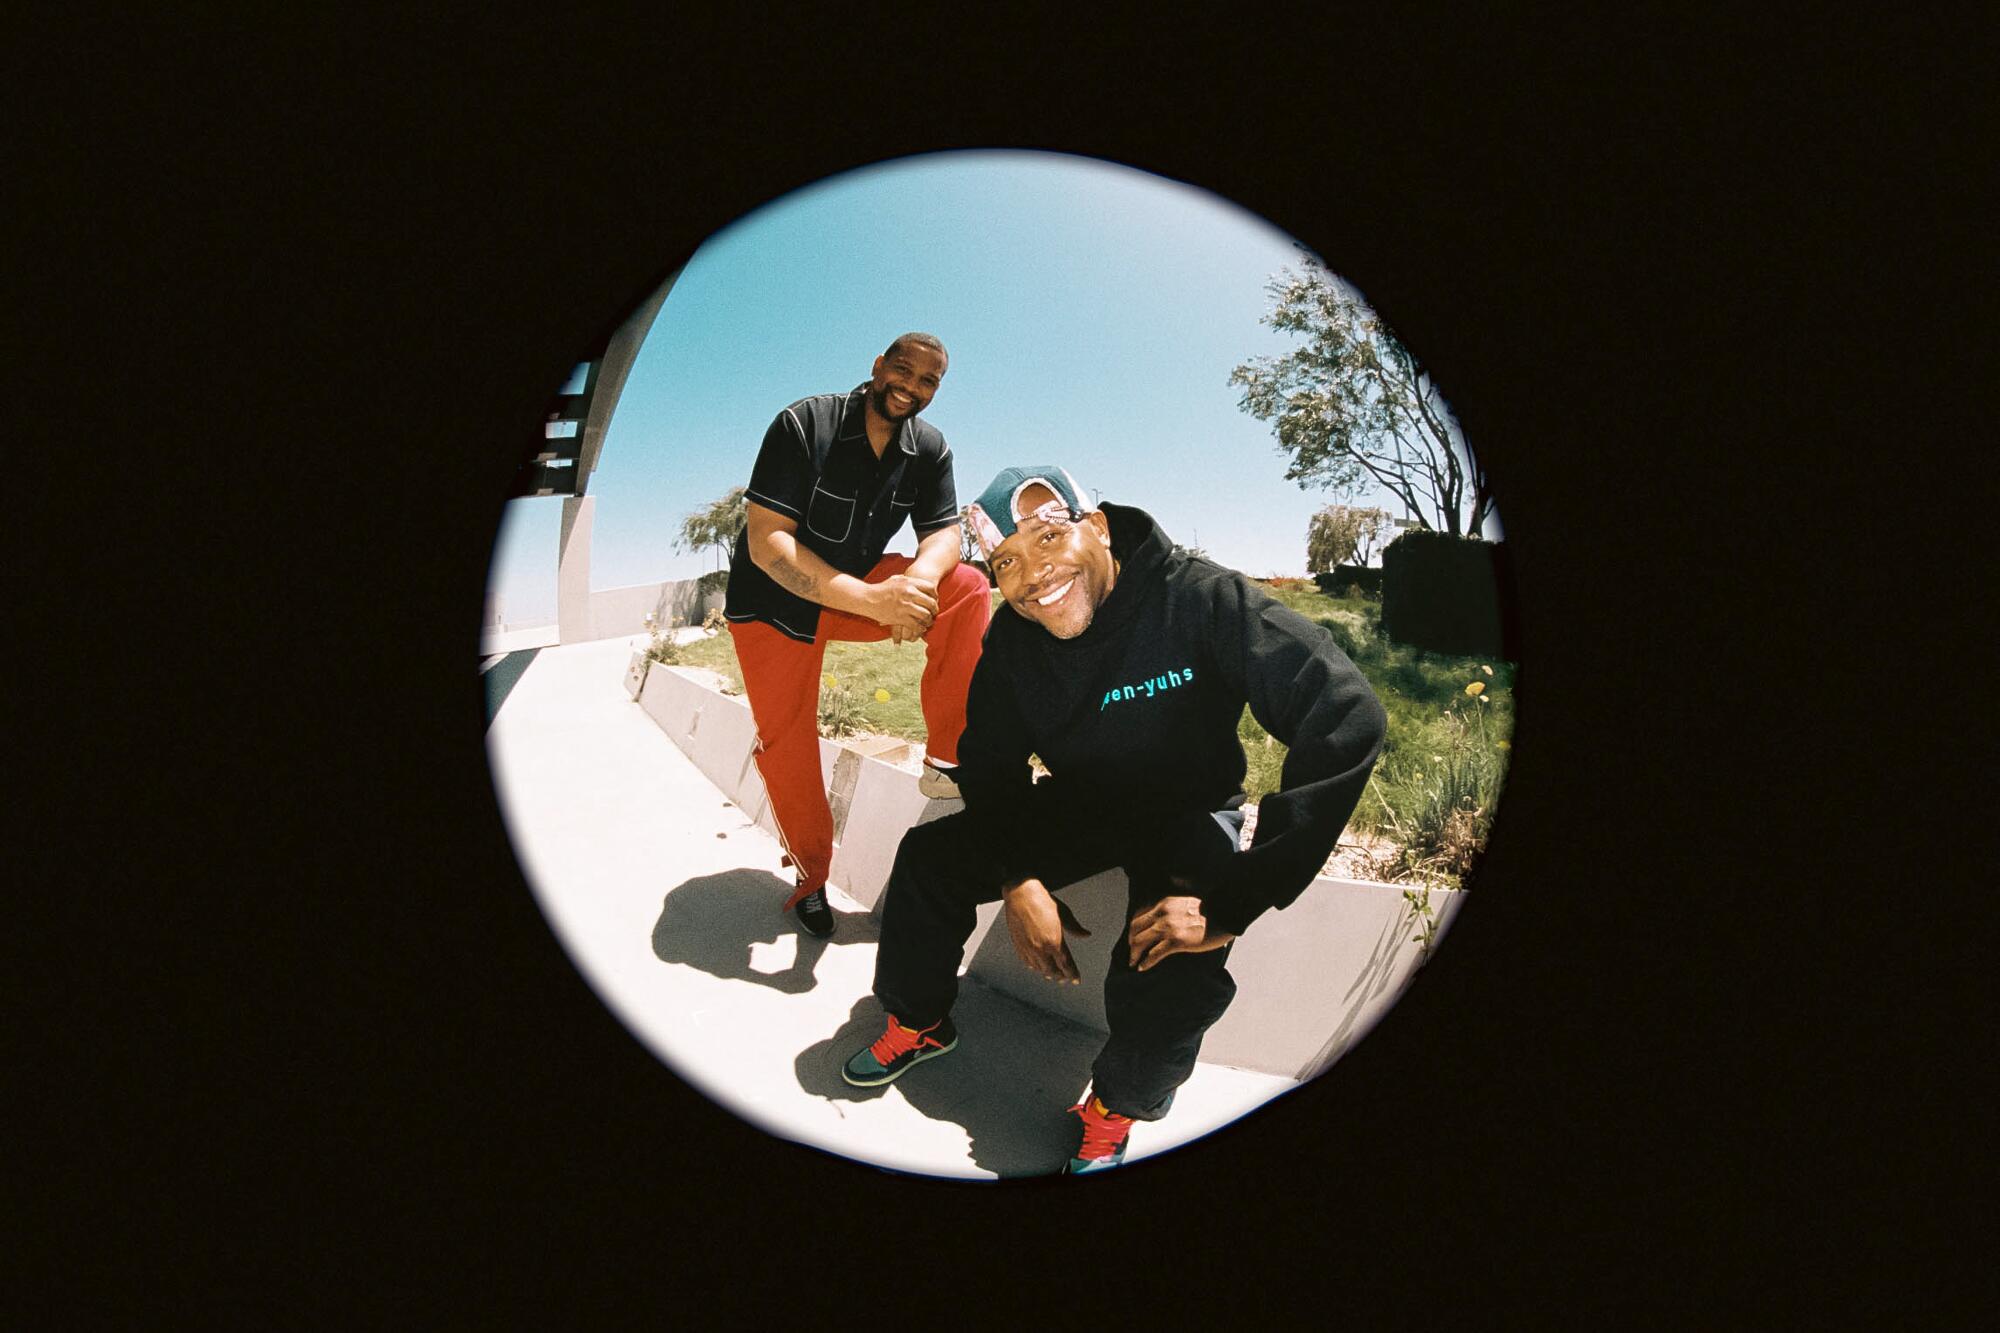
[1036,609,1095,639]
[870,384,921,420]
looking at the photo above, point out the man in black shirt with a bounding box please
[840,464,1387,1174]
[724,334,990,938]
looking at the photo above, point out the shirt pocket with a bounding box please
[805,483,856,542]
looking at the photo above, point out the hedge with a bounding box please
[1314,565,1383,597]
[1379,531,1516,658]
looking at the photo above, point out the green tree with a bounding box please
[953,508,996,584]
[957,507,982,565]
[677,486,748,568]
[1230,251,1494,538]
[1306,504,1390,573]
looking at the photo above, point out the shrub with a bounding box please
[1433,806,1487,882]
[645,632,682,666]
[1366,711,1502,888]
[701,607,727,633]
[1379,530,1511,657]
[817,682,863,738]
[1314,615,1363,660]
[1315,565,1384,598]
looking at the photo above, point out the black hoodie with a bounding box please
[954,502,1390,938]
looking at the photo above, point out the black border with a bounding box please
[25,12,1956,1325]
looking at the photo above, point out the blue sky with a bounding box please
[485,150,1492,625]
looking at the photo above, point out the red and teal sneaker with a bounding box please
[840,1013,958,1087]
[1062,1094,1137,1174]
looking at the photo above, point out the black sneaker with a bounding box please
[791,887,834,938]
[840,1014,958,1086]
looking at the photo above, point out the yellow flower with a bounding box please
[824,674,837,688]
[874,688,891,703]
[1495,740,1511,751]
[1465,681,1485,696]
[1481,664,1494,676]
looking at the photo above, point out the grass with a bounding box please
[671,626,944,742]
[1236,580,1514,819]
[667,584,1515,886]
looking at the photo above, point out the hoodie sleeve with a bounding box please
[951,628,1062,886]
[1196,574,1388,937]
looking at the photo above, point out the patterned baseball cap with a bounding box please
[963,465,1094,561]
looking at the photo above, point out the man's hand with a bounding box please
[1127,895,1236,972]
[871,573,939,639]
[888,594,931,645]
[1002,878,1091,984]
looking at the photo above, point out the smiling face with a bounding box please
[988,483,1117,639]
[866,340,947,423]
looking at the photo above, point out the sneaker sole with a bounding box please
[1062,1155,1125,1175]
[839,1034,958,1087]
[916,771,961,800]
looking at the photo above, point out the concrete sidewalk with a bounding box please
[486,634,1295,1180]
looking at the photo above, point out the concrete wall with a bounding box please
[649,576,728,631]
[480,621,559,656]
[557,495,594,643]
[591,583,669,640]
[635,663,1462,1082]
[587,577,729,643]
[476,579,727,653]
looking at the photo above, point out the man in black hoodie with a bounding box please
[839,464,1388,1174]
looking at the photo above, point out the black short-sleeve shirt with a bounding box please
[724,383,961,642]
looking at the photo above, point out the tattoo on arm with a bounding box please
[771,556,817,599]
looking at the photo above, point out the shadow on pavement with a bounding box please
[795,987,1106,1179]
[652,868,864,994]
[481,647,541,727]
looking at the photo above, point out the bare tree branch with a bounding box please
[1232,262,1490,538]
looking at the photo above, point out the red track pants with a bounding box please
[728,555,991,907]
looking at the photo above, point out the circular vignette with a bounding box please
[480,149,1516,1181]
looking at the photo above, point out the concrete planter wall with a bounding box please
[636,665,1462,1081]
